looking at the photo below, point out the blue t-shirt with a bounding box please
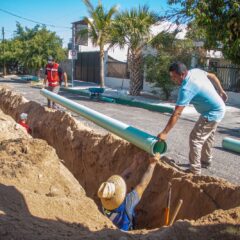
[103,190,140,231]
[176,69,225,122]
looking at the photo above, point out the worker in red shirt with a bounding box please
[43,56,67,109]
[18,113,32,134]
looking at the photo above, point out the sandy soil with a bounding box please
[0,86,239,240]
[0,111,125,240]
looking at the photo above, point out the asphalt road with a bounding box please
[1,79,239,184]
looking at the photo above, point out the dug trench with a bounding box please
[0,86,240,235]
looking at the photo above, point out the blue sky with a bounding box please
[0,0,170,46]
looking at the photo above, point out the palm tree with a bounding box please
[81,0,118,88]
[111,6,158,95]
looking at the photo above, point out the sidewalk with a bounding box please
[70,80,237,116]
[65,80,176,114]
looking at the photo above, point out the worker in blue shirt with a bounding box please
[98,154,160,231]
[158,62,228,175]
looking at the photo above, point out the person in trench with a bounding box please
[157,61,228,175]
[17,112,32,134]
[43,56,68,109]
[98,153,160,231]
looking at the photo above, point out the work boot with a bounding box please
[201,161,212,169]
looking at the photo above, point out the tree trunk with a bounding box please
[237,68,240,92]
[3,63,6,76]
[99,48,105,88]
[129,51,143,96]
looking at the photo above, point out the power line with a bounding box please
[0,8,71,29]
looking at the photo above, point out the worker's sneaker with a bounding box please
[184,168,201,175]
[201,161,212,169]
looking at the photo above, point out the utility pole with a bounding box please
[2,27,6,76]
[71,24,76,87]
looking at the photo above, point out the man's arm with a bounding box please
[134,154,160,199]
[207,73,228,102]
[43,75,47,88]
[157,105,185,140]
[63,72,68,87]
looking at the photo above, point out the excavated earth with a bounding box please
[0,86,239,240]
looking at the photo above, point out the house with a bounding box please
[65,20,187,89]
[64,19,239,92]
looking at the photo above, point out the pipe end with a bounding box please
[153,140,167,155]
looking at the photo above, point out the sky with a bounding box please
[0,0,170,47]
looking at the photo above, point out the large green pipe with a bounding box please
[40,89,167,155]
[222,137,240,153]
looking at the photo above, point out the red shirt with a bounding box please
[18,120,32,134]
[45,63,62,87]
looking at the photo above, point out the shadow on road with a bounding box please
[218,126,240,138]
[214,146,240,156]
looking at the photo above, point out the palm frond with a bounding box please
[112,5,158,51]
[82,0,94,13]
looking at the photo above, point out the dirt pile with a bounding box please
[139,207,240,240]
[0,86,240,240]
[0,111,125,240]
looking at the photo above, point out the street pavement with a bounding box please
[0,78,239,184]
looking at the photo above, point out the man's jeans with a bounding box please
[189,116,218,174]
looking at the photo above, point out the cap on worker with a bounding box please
[98,175,126,210]
[48,56,54,61]
[20,113,28,120]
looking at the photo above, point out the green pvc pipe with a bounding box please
[40,89,167,155]
[111,96,174,114]
[222,137,240,153]
[61,87,174,114]
[61,87,90,97]
[100,96,116,103]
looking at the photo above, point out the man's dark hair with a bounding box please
[169,62,188,74]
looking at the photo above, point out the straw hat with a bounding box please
[20,113,28,120]
[98,175,127,210]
